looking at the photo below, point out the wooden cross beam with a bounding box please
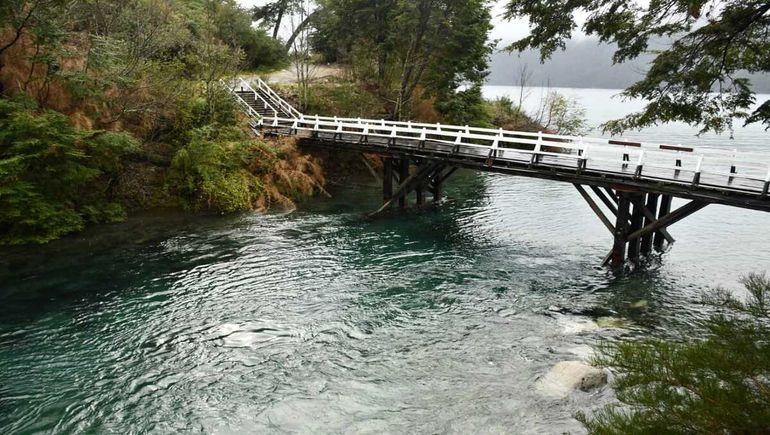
[630,196,675,245]
[590,186,618,215]
[575,184,615,234]
[626,200,708,242]
[370,161,442,216]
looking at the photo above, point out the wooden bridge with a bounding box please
[226,78,770,268]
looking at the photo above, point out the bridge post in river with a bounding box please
[226,78,770,268]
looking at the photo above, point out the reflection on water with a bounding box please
[2,90,770,433]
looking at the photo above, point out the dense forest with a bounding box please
[2,0,547,245]
[0,0,324,245]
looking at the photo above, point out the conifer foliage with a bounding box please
[0,97,137,244]
[579,274,770,434]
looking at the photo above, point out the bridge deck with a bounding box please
[226,77,770,213]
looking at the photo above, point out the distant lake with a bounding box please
[483,86,770,153]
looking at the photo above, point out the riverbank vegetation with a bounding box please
[0,0,322,245]
[579,274,770,433]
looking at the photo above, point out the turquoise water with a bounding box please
[1,88,769,434]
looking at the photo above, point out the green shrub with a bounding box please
[0,97,137,244]
[579,274,770,434]
[167,126,266,212]
[304,82,384,118]
[434,85,493,128]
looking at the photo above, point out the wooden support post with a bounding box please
[415,163,425,206]
[627,200,708,242]
[383,158,393,202]
[608,192,632,268]
[640,193,659,255]
[433,172,443,204]
[628,194,645,261]
[432,167,453,204]
[369,162,441,217]
[654,195,673,251]
[398,157,410,210]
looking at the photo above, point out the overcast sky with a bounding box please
[236,0,539,44]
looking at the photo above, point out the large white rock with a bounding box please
[537,361,608,398]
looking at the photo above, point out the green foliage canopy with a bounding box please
[503,0,770,135]
[313,0,494,123]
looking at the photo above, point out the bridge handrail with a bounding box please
[220,79,269,120]
[302,114,770,162]
[254,77,303,119]
[262,115,770,192]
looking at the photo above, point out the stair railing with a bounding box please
[220,79,265,120]
[254,77,303,119]
[229,78,280,119]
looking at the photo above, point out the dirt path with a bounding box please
[249,64,345,85]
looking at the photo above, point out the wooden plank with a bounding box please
[609,140,642,147]
[660,144,693,152]
[575,185,615,234]
[590,185,618,215]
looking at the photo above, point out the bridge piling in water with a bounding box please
[640,194,660,255]
[582,187,682,268]
[654,195,673,251]
[370,156,456,216]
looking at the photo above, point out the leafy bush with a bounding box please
[303,82,384,118]
[485,96,541,132]
[168,126,262,212]
[168,128,324,213]
[579,274,770,434]
[434,85,493,128]
[0,97,137,244]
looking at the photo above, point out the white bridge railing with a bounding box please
[226,77,770,197]
[259,114,770,196]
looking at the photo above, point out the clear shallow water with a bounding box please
[1,88,769,434]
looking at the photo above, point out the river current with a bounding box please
[1,88,769,433]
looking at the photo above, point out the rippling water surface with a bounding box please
[1,88,769,434]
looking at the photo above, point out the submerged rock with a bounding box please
[556,316,600,334]
[536,361,608,398]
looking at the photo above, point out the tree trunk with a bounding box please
[284,10,318,51]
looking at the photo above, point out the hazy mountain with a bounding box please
[487,39,770,93]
